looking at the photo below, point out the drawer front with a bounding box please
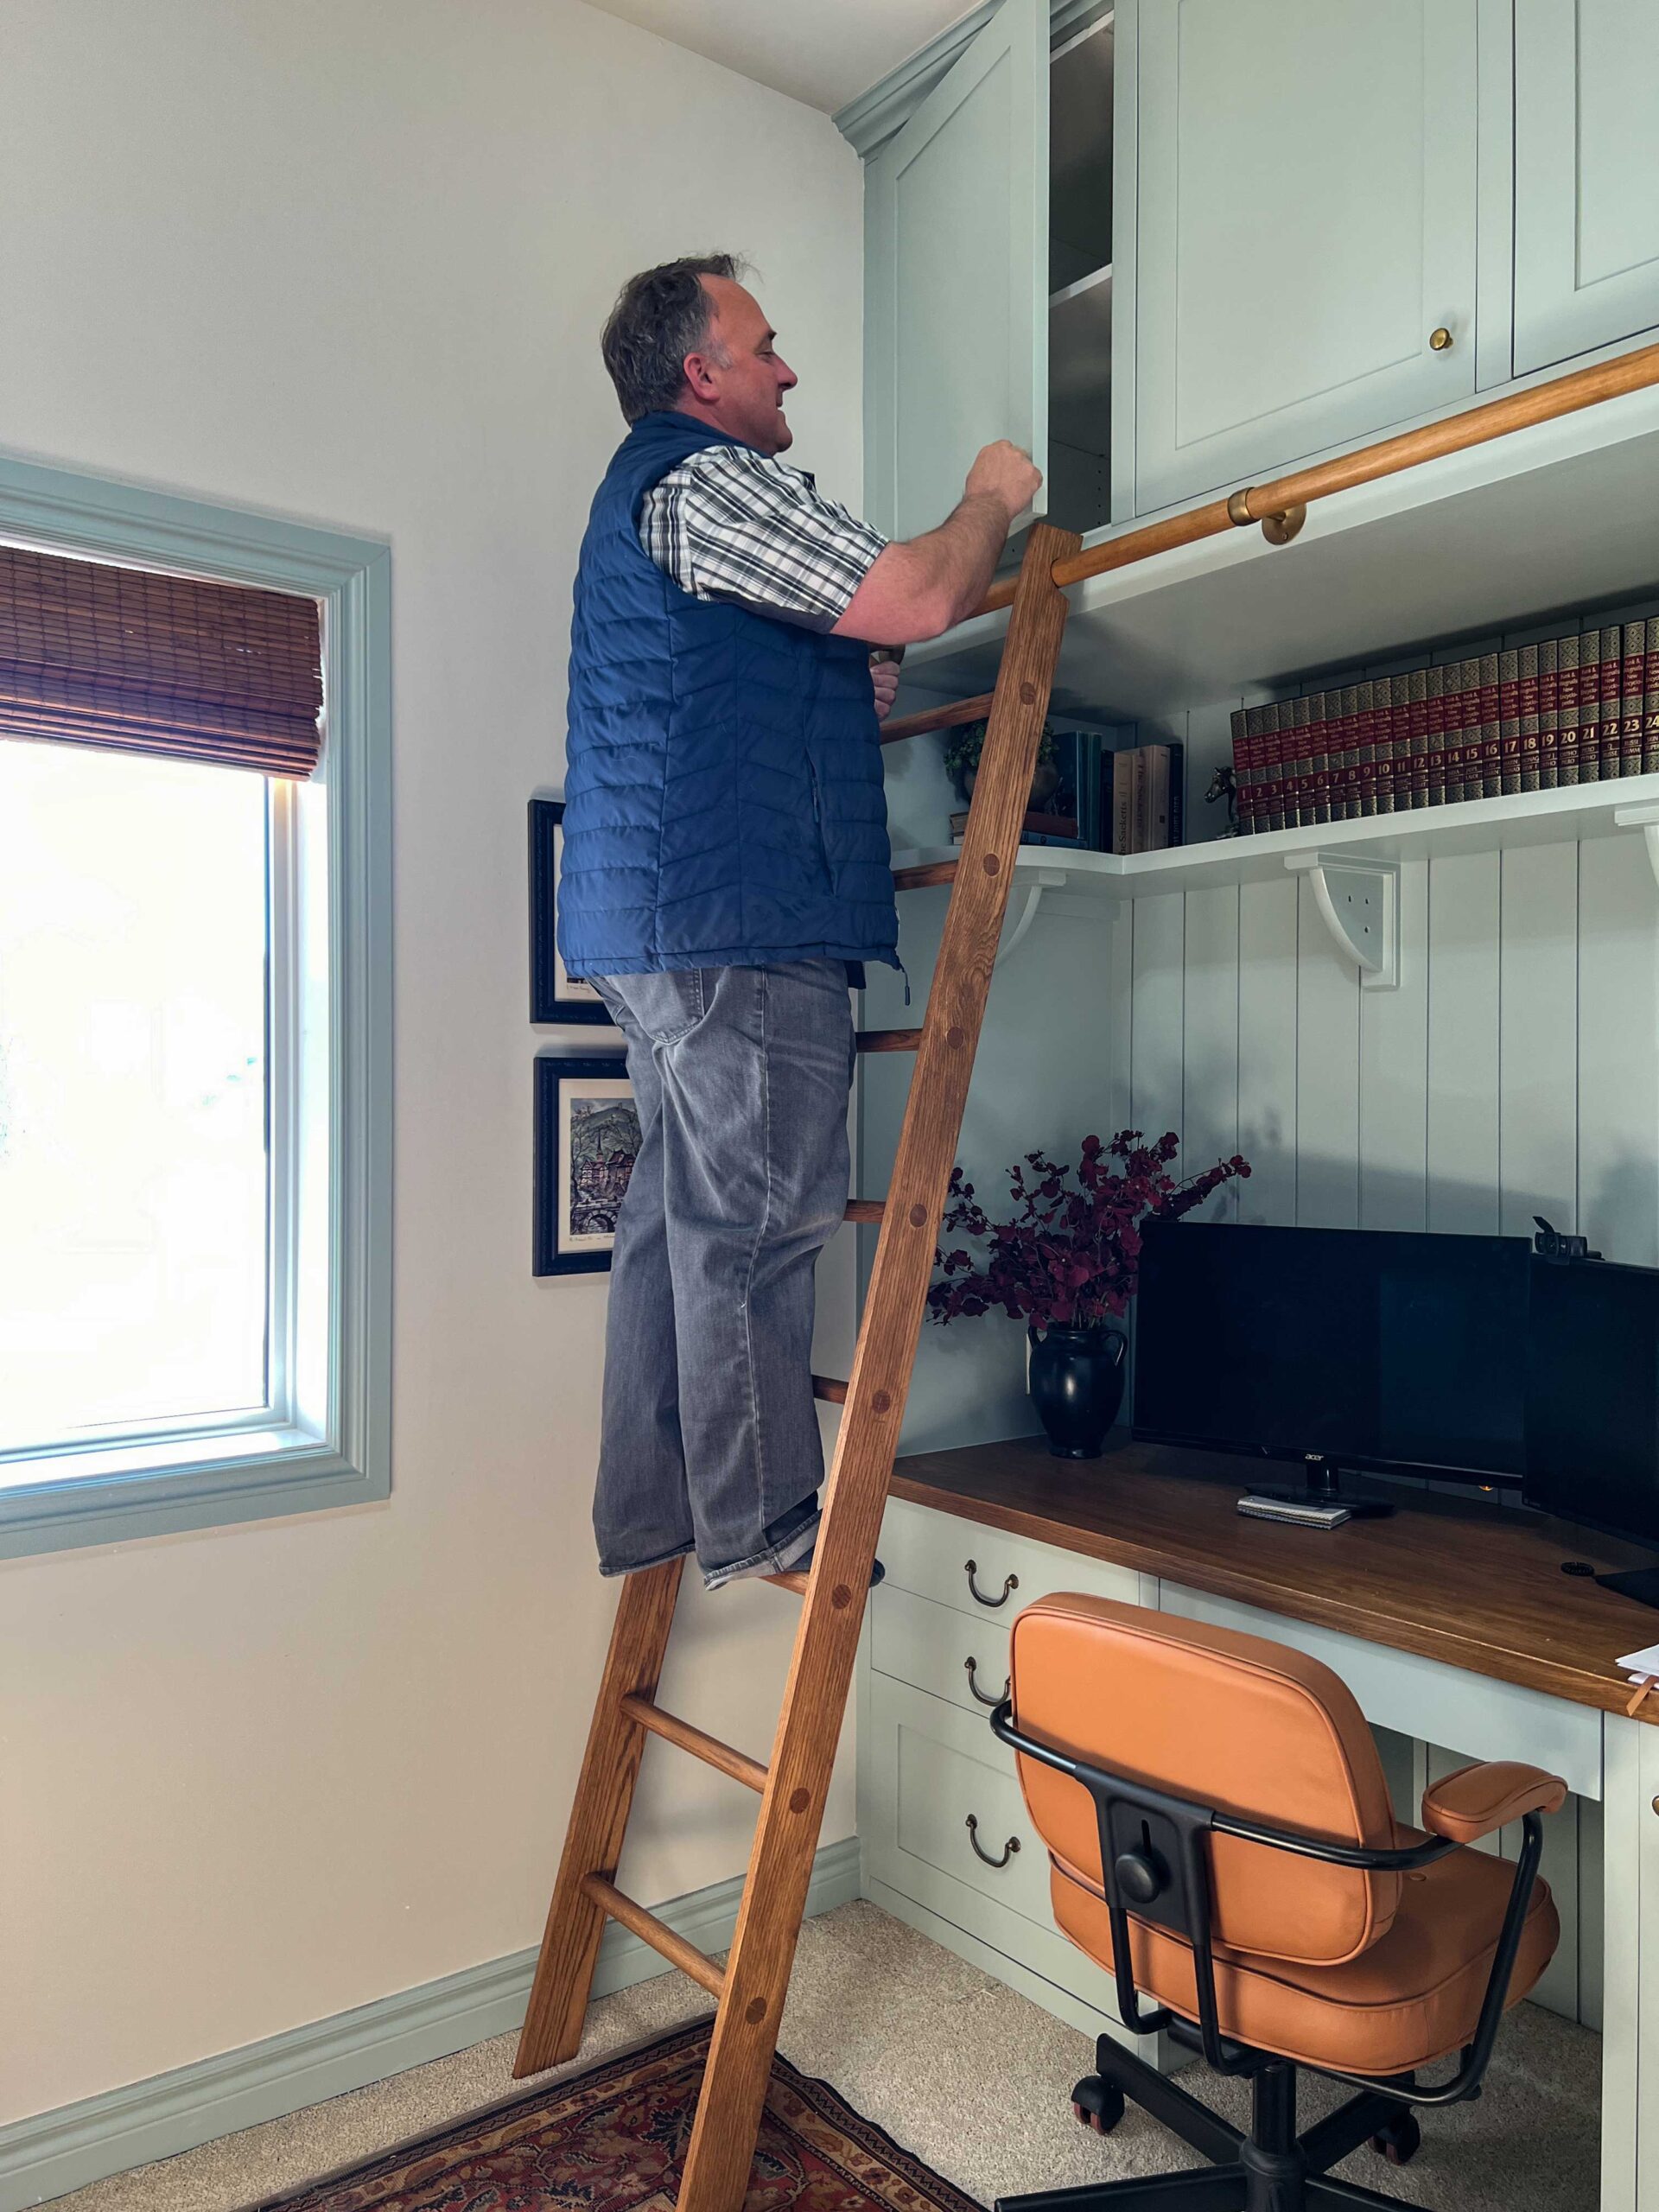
[880,1495,1143,1625]
[871,1583,1013,1719]
[866,1673,1052,1926]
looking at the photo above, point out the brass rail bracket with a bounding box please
[1227,488,1307,545]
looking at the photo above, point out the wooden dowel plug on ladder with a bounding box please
[512,524,1081,2212]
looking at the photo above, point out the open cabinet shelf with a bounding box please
[892,772,1659,904]
[1046,8,1114,535]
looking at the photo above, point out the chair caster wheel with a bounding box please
[1071,2078,1125,2135]
[1369,2113,1421,2166]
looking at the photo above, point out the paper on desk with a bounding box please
[1618,1643,1659,1677]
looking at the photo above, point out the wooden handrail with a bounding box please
[975,338,1659,617]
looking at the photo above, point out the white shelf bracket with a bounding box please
[994,868,1071,970]
[1286,851,1400,990]
[1614,801,1659,893]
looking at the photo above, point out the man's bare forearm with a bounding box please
[833,441,1043,646]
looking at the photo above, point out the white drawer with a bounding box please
[871,1583,1013,1718]
[880,1494,1144,1625]
[866,1672,1054,1927]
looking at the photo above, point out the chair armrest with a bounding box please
[1421,1761,1567,1844]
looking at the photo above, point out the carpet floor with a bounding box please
[42,1900,1599,2212]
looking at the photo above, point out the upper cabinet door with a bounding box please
[1513,0,1659,377]
[1133,0,1478,515]
[865,0,1049,542]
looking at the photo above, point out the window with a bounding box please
[0,458,390,1555]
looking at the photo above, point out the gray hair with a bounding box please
[601,254,747,423]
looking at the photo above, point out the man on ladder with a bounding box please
[556,252,1041,1592]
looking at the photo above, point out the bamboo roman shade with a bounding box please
[0,544,324,779]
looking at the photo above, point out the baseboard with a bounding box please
[0,1836,861,2212]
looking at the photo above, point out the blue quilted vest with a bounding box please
[556,411,899,978]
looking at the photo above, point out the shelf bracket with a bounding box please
[1615,801,1659,893]
[994,868,1071,970]
[1286,852,1400,989]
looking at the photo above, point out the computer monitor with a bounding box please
[1133,1221,1532,1503]
[1524,1254,1659,1598]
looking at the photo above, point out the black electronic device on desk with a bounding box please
[1133,1220,1531,1526]
[1525,1226,1659,1610]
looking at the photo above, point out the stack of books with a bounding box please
[949,733,1185,854]
[1229,619,1659,835]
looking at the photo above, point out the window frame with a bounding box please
[0,454,391,1556]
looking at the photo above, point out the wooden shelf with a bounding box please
[891,773,1659,901]
[900,375,1659,724]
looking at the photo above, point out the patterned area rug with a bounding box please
[239,2018,987,2212]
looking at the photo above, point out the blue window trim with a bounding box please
[0,452,392,1558]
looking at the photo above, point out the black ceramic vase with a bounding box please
[1028,1324,1128,1459]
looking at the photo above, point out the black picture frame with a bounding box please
[534,1055,640,1276]
[529,797,614,1025]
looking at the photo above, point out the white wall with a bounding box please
[0,0,865,2126]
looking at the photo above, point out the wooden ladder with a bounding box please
[512,519,1081,2212]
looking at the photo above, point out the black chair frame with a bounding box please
[988,1699,1547,2212]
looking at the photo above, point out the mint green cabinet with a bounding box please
[1513,0,1659,377]
[1132,0,1478,514]
[864,0,1050,542]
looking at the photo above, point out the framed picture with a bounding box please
[534,1055,641,1275]
[529,797,613,1025]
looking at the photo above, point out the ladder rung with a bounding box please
[893,858,959,892]
[619,1693,768,1794]
[579,1874,727,1999]
[763,1569,810,1594]
[880,691,996,747]
[843,1198,884,1224]
[811,1374,848,1403]
[856,1027,923,1053]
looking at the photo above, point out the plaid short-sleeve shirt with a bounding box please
[639,443,887,632]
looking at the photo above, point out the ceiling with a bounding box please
[585,0,977,116]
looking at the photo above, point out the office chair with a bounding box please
[990,1593,1565,2211]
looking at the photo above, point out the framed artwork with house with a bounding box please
[533,1054,640,1275]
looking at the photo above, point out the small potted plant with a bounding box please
[927,1131,1250,1459]
[943,717,1059,809]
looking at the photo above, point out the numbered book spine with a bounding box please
[1385,673,1413,813]
[1442,659,1474,805]
[1260,702,1286,834]
[1352,680,1376,818]
[1645,619,1659,777]
[1403,664,1429,814]
[1286,694,1313,828]
[1230,707,1255,832]
[1516,644,1541,792]
[1621,623,1646,781]
[1557,630,1582,786]
[1599,624,1625,779]
[1478,651,1503,799]
[1498,648,1522,795]
[1424,664,1447,807]
[1307,690,1333,824]
[1537,635,1560,788]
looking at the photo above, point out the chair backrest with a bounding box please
[1008,1592,1402,1967]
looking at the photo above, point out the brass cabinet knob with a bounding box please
[1429,326,1453,352]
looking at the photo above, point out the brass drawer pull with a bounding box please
[965,1559,1019,1608]
[964,1655,1011,1707]
[965,1814,1020,1868]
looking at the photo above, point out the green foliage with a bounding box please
[942,717,1058,790]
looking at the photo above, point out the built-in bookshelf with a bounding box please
[1046,10,1113,536]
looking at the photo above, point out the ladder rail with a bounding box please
[673,522,1082,2212]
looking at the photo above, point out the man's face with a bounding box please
[684,276,798,454]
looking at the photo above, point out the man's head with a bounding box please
[601,254,798,454]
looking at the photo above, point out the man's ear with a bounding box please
[682,349,721,402]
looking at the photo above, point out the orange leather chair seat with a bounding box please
[1051,1833,1558,2079]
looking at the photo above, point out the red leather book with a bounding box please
[1405,664,1429,813]
[1596,624,1625,779]
[1259,700,1286,833]
[1443,658,1478,805]
[1230,705,1255,831]
[1556,631,1582,786]
[1424,664,1447,807]
[1516,644,1541,793]
[1354,678,1379,818]
[1620,622,1647,781]
[1537,635,1560,788]
[1478,652,1503,799]
[1498,648,1522,796]
[1644,618,1659,777]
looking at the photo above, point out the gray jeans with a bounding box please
[588,960,856,1587]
